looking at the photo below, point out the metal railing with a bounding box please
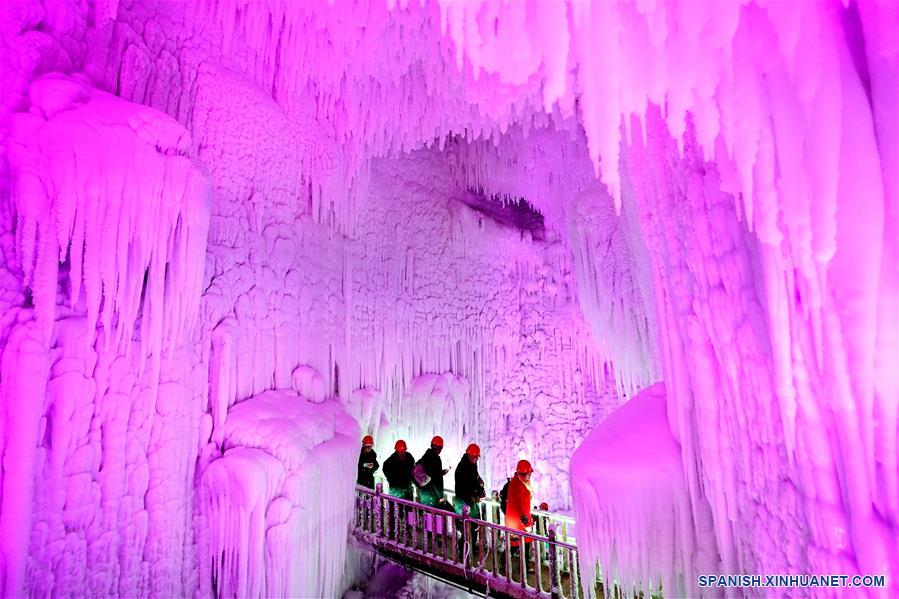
[354,484,585,599]
[373,475,578,545]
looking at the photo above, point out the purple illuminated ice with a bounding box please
[0,0,896,597]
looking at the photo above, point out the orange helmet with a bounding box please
[516,459,533,474]
[431,436,444,448]
[362,435,374,447]
[395,440,407,451]
[466,443,481,457]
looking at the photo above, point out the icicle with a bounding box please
[6,74,211,358]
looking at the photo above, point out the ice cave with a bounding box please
[0,0,896,597]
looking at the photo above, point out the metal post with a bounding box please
[570,548,581,599]
[548,526,561,599]
[374,483,383,536]
[491,526,499,576]
[447,512,454,562]
[461,505,471,571]
[518,535,528,589]
[403,500,409,545]
[389,500,396,542]
[478,519,486,567]
[385,496,392,541]
[504,529,512,583]
[519,537,526,589]
[451,512,457,562]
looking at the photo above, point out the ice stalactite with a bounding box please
[571,383,705,599]
[198,390,359,598]
[566,182,659,397]
[195,0,563,231]
[442,124,659,400]
[346,387,383,438]
[623,93,897,591]
[443,123,594,235]
[6,73,211,366]
[856,2,899,563]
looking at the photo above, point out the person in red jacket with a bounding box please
[505,459,535,569]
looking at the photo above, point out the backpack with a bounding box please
[499,478,511,514]
[412,463,431,487]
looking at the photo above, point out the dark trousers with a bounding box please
[510,541,534,572]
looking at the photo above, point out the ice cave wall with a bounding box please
[0,0,632,596]
[349,149,622,509]
[0,1,357,596]
[0,70,212,599]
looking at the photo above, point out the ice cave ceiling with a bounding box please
[0,0,897,597]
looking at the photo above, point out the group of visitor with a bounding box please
[357,434,540,552]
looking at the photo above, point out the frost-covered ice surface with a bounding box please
[571,383,710,597]
[391,572,475,599]
[0,0,897,597]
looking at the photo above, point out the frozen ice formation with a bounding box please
[571,383,710,598]
[198,390,358,599]
[6,73,211,362]
[0,0,897,597]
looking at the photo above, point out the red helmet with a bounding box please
[431,436,444,448]
[395,440,407,451]
[466,443,481,457]
[362,435,374,447]
[516,459,533,474]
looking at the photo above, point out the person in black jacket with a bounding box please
[454,443,485,517]
[356,435,379,489]
[417,435,451,509]
[454,443,486,556]
[383,439,416,499]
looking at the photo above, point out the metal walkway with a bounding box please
[353,485,589,599]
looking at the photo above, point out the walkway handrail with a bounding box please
[354,484,585,599]
[373,474,578,546]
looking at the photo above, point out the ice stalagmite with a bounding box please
[571,383,703,598]
[198,390,358,599]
